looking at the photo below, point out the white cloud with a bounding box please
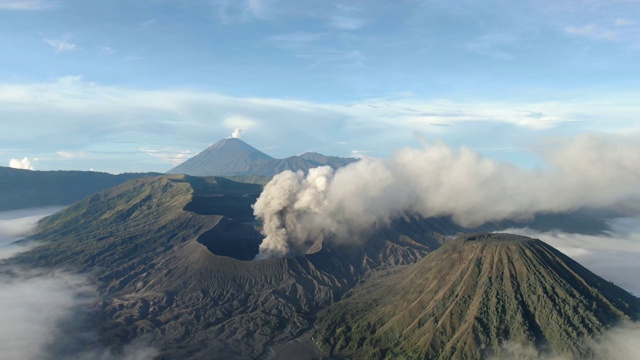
[9,157,34,170]
[0,268,159,360]
[615,18,634,27]
[329,15,365,30]
[0,271,94,360]
[565,24,619,41]
[0,0,55,10]
[56,150,87,159]
[349,150,371,159]
[464,33,517,60]
[0,207,64,259]
[140,147,193,166]
[0,209,158,359]
[0,77,639,168]
[328,3,365,30]
[43,37,78,53]
[100,46,115,56]
[223,114,258,131]
[268,32,326,48]
[214,0,276,23]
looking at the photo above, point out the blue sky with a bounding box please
[0,0,639,173]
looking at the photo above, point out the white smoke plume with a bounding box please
[253,135,640,259]
[231,128,242,139]
[9,157,35,170]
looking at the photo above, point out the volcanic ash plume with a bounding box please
[253,135,640,259]
[231,128,242,139]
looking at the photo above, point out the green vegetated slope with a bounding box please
[9,175,248,273]
[6,174,456,359]
[0,166,159,210]
[314,233,640,360]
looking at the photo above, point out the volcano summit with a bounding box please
[314,233,640,359]
[167,138,355,177]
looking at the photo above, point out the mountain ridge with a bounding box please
[167,138,357,177]
[0,166,159,211]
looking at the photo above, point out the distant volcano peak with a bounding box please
[167,137,356,177]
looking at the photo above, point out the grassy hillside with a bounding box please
[314,234,640,360]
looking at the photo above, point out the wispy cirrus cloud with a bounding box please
[464,33,517,60]
[268,32,364,68]
[328,3,365,30]
[329,15,365,30]
[139,147,193,166]
[213,0,275,23]
[43,36,78,53]
[269,32,327,48]
[99,46,115,56]
[565,23,620,41]
[0,0,57,10]
[56,150,88,159]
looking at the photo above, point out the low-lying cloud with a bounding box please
[0,208,158,360]
[0,269,158,360]
[0,207,64,259]
[0,270,94,360]
[254,134,640,259]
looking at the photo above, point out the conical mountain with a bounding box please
[167,138,275,176]
[167,138,356,177]
[314,233,640,360]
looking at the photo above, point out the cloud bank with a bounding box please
[0,270,94,360]
[1,76,639,173]
[0,207,63,259]
[0,208,158,360]
[253,134,640,259]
